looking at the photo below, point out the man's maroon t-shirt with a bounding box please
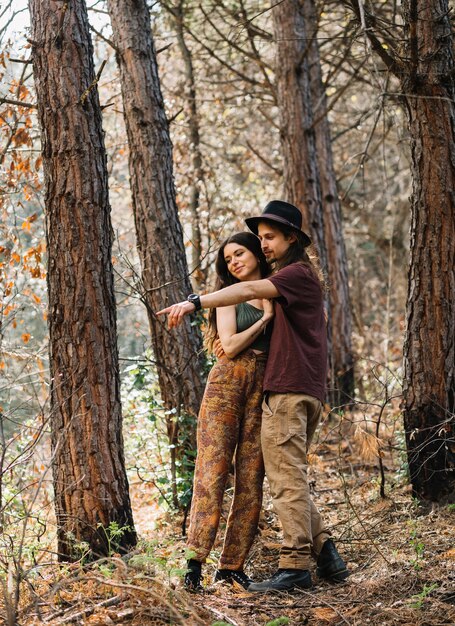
[264,263,327,403]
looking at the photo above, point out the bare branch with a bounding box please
[8,58,32,64]
[79,59,107,105]
[0,98,35,109]
[89,24,118,52]
[246,139,282,175]
[345,0,403,76]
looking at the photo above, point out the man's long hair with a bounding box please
[266,220,326,289]
[205,232,270,353]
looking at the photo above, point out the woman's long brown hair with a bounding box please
[205,232,269,353]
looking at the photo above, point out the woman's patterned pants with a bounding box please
[187,350,266,571]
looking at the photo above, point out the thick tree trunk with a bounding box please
[273,0,354,407]
[401,0,455,501]
[303,0,355,406]
[106,0,205,497]
[29,0,136,559]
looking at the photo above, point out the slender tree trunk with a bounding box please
[172,1,204,291]
[401,0,455,501]
[29,0,136,559]
[106,0,205,499]
[272,0,327,272]
[303,0,354,406]
[273,0,354,407]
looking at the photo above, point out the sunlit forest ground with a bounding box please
[5,394,455,626]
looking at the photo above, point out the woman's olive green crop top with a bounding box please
[235,301,272,353]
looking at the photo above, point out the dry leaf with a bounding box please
[312,607,338,621]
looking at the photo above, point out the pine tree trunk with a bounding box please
[303,0,354,406]
[401,0,455,501]
[29,0,136,559]
[273,0,354,407]
[272,0,327,272]
[106,0,205,491]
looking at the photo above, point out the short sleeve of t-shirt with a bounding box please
[264,263,327,401]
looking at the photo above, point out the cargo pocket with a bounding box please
[280,393,308,445]
[262,393,298,446]
[276,394,294,445]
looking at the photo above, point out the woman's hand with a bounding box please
[262,298,274,323]
[213,338,226,359]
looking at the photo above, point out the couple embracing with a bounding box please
[158,200,349,593]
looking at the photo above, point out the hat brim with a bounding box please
[245,215,311,248]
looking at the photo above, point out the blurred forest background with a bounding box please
[0,1,454,625]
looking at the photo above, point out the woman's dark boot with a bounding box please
[184,559,203,591]
[214,569,253,590]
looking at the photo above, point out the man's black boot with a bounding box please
[248,568,312,592]
[214,569,253,590]
[184,559,203,591]
[316,539,350,582]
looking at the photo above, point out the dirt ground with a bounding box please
[13,413,455,626]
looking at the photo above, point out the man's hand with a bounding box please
[156,300,195,328]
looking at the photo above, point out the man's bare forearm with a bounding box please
[200,279,278,308]
[157,278,278,328]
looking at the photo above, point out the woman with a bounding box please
[185,232,273,591]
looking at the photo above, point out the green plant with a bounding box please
[64,532,91,564]
[447,503,455,512]
[121,357,198,510]
[128,539,192,583]
[265,618,290,626]
[98,563,115,578]
[393,425,409,485]
[97,521,132,557]
[409,583,438,609]
[408,523,425,570]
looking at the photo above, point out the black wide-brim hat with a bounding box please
[245,200,311,248]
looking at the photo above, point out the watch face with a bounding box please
[188,294,200,309]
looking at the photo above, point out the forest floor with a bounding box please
[9,411,455,626]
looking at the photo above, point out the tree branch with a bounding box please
[346,0,403,77]
[408,0,419,84]
[246,140,283,175]
[178,18,264,88]
[89,24,118,52]
[79,59,107,105]
[8,57,32,64]
[0,98,35,109]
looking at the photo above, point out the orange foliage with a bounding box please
[12,127,32,147]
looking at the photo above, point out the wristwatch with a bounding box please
[187,293,202,311]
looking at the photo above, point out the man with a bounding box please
[158,200,349,591]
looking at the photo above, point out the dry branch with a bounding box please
[0,97,35,109]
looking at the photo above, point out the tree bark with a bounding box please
[401,0,455,501]
[29,0,136,559]
[346,0,455,500]
[106,0,205,500]
[273,0,354,407]
[172,0,205,291]
[303,0,355,406]
[272,0,327,271]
